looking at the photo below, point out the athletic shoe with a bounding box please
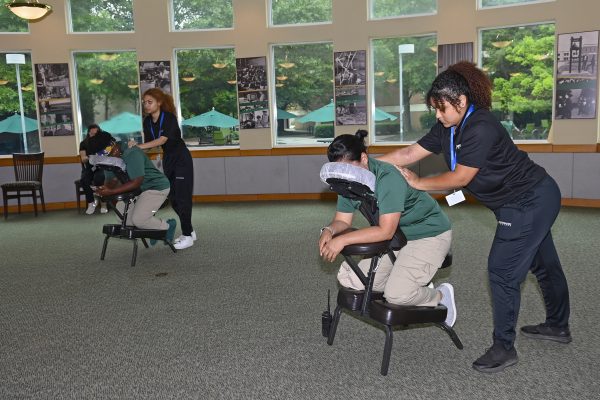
[100,203,108,214]
[520,323,572,344]
[85,203,96,215]
[472,342,518,373]
[166,219,177,243]
[174,231,197,244]
[174,235,194,250]
[437,283,456,327]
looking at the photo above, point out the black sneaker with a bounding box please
[520,323,572,343]
[472,342,518,373]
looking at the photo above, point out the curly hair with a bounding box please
[142,88,176,115]
[327,130,368,162]
[426,61,492,111]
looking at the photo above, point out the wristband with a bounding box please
[320,226,334,236]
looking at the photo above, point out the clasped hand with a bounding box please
[319,232,344,262]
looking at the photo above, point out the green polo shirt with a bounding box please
[122,147,170,192]
[336,157,451,241]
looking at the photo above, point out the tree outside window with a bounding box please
[271,0,332,26]
[0,53,39,155]
[171,0,233,30]
[69,0,134,32]
[176,48,238,147]
[481,23,555,140]
[0,5,28,32]
[370,0,436,19]
[74,51,140,142]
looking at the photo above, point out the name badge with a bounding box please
[446,190,466,206]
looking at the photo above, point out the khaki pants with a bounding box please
[337,230,452,307]
[116,188,170,230]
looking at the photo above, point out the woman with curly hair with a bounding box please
[379,62,570,373]
[131,88,195,250]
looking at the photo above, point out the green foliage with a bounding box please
[314,124,333,138]
[172,0,233,30]
[70,0,133,32]
[0,54,36,115]
[274,43,334,112]
[0,4,28,32]
[371,0,436,18]
[271,0,332,25]
[419,110,437,130]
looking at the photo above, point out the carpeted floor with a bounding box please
[0,202,598,399]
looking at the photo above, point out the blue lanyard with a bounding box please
[149,112,164,140]
[450,104,475,171]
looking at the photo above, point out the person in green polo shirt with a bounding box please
[96,141,176,242]
[318,130,456,327]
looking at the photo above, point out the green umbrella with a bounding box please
[276,108,296,119]
[182,108,239,128]
[374,108,398,122]
[0,113,39,133]
[98,112,142,134]
[297,101,335,123]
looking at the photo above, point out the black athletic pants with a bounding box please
[488,175,570,348]
[80,163,105,204]
[163,149,194,236]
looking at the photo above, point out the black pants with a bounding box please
[163,149,194,236]
[80,163,105,204]
[488,175,570,348]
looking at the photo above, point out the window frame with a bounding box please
[168,0,235,32]
[478,0,555,11]
[67,0,135,34]
[368,0,437,22]
[268,0,333,28]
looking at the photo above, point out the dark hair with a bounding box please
[142,88,176,114]
[327,130,368,162]
[426,61,492,111]
[87,124,101,134]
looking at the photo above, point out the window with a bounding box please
[272,42,334,145]
[270,0,332,26]
[0,5,28,33]
[69,0,134,33]
[171,0,233,30]
[370,0,437,19]
[372,34,437,143]
[0,52,40,155]
[480,23,555,140]
[73,51,140,142]
[175,48,238,147]
[480,0,553,8]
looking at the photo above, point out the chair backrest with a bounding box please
[326,178,407,251]
[13,152,44,182]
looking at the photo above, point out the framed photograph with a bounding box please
[236,57,269,129]
[556,31,599,78]
[139,61,171,94]
[35,63,74,137]
[555,77,597,119]
[334,50,367,126]
[437,42,473,73]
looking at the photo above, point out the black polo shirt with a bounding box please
[143,111,187,155]
[418,107,547,209]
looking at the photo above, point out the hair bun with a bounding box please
[355,129,368,139]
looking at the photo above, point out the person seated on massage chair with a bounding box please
[95,140,177,243]
[318,130,457,326]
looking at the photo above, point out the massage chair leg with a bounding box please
[436,323,464,349]
[381,325,394,376]
[327,305,343,346]
[131,240,138,267]
[100,235,110,260]
[141,238,149,248]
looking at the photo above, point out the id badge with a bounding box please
[446,190,466,206]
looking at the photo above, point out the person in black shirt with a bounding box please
[131,89,195,250]
[379,62,570,373]
[79,124,114,214]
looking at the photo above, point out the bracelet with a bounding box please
[320,226,334,236]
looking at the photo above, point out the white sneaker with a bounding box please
[174,235,194,250]
[191,230,197,241]
[85,203,96,215]
[437,283,456,327]
[175,231,197,243]
[100,203,108,214]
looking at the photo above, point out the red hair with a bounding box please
[142,88,176,115]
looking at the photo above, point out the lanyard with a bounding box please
[149,111,164,140]
[450,104,475,171]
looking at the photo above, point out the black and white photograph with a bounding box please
[555,77,597,119]
[35,63,74,137]
[335,87,367,125]
[236,57,268,92]
[438,42,473,73]
[556,31,599,78]
[334,50,366,87]
[139,61,171,94]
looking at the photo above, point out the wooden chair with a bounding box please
[74,179,86,213]
[1,152,46,219]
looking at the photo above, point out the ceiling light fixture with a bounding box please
[6,1,52,21]
[276,75,288,81]
[226,80,237,85]
[0,79,8,85]
[278,55,295,69]
[127,84,138,89]
[89,78,104,85]
[212,62,227,69]
[491,40,512,48]
[99,53,119,61]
